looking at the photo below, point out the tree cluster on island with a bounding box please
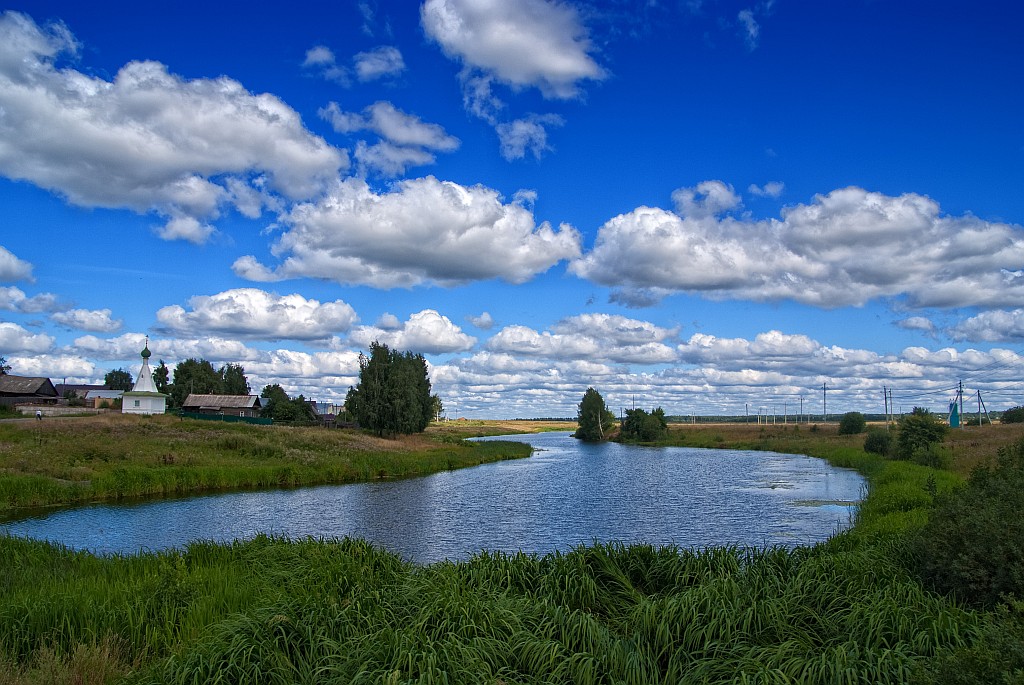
[573,387,668,443]
[573,387,616,441]
[620,406,669,442]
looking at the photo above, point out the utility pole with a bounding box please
[822,382,827,423]
[883,386,888,426]
[800,395,804,423]
[959,380,964,427]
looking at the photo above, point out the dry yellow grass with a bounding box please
[429,417,1024,479]
[942,421,1024,475]
[427,418,575,437]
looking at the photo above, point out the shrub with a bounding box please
[912,445,951,470]
[913,438,1024,607]
[838,411,866,435]
[915,600,1024,685]
[1001,406,1024,424]
[620,407,668,442]
[895,407,948,461]
[864,428,892,456]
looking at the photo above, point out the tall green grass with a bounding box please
[0,535,980,684]
[2,419,1012,683]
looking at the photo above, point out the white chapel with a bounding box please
[121,338,168,415]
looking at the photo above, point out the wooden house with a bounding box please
[0,375,59,407]
[181,394,263,418]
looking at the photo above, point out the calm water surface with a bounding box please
[0,432,863,563]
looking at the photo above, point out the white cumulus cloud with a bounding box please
[301,45,349,85]
[748,181,784,198]
[0,286,63,313]
[353,46,405,81]
[496,114,564,161]
[421,0,605,99]
[468,312,495,330]
[487,314,679,365]
[948,309,1024,342]
[233,176,581,288]
[0,11,346,243]
[896,316,937,334]
[0,246,33,282]
[672,180,742,218]
[572,184,1024,309]
[321,101,459,151]
[51,308,122,333]
[320,101,459,176]
[0,321,54,353]
[156,288,358,341]
[7,353,94,380]
[349,309,476,354]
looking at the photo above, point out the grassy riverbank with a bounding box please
[0,414,531,514]
[1,417,1022,683]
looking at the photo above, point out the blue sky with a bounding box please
[1,0,1023,419]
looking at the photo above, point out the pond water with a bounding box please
[0,432,863,563]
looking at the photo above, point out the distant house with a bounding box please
[181,394,263,418]
[0,375,59,407]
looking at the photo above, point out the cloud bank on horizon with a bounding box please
[1,1,1023,418]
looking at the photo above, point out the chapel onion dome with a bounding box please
[141,344,151,360]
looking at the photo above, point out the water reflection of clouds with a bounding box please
[2,433,865,562]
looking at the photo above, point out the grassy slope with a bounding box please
[1,417,1018,684]
[0,414,531,514]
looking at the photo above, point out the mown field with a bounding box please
[1,415,1022,684]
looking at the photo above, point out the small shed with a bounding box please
[181,394,263,418]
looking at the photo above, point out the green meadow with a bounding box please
[1,416,1022,684]
[0,414,531,513]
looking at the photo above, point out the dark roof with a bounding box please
[86,389,124,399]
[181,394,262,409]
[55,383,108,397]
[0,375,58,397]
